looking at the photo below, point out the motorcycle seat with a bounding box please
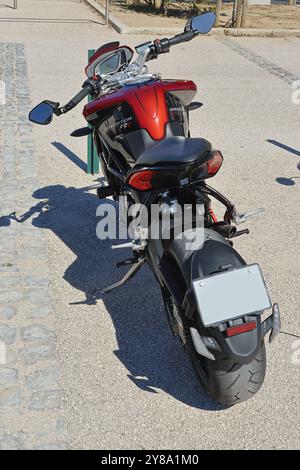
[133,136,212,168]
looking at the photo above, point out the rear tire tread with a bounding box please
[220,373,241,391]
[216,362,238,376]
[187,329,267,405]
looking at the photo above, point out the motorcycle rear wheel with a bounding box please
[185,325,267,406]
[162,289,266,405]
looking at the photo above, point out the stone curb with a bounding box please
[85,0,129,33]
[85,0,300,38]
[85,0,221,35]
[225,28,300,38]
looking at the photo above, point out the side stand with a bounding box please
[101,258,145,294]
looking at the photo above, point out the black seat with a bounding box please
[134,136,212,168]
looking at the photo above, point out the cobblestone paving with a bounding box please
[0,43,66,450]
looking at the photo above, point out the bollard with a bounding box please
[105,0,110,26]
[87,49,99,175]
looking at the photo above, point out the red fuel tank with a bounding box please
[83,79,197,141]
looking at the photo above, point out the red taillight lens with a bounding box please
[128,170,157,191]
[207,150,223,176]
[226,321,257,338]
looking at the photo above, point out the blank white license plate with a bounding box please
[192,264,271,327]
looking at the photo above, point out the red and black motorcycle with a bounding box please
[29,13,280,405]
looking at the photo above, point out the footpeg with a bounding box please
[116,257,138,268]
[111,242,135,250]
[97,185,114,199]
[232,206,264,225]
[234,228,250,238]
[111,241,145,251]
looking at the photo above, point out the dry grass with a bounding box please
[99,1,300,30]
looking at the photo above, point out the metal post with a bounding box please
[13,0,17,9]
[215,0,222,27]
[241,0,248,28]
[232,0,238,26]
[87,49,99,175]
[105,0,110,26]
[235,0,243,28]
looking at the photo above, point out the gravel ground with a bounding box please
[0,0,299,450]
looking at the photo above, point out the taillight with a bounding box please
[207,150,223,176]
[226,321,257,337]
[128,170,157,191]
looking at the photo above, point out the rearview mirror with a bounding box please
[28,102,54,125]
[191,12,216,34]
[86,46,133,79]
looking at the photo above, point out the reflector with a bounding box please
[226,321,257,338]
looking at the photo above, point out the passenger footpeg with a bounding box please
[101,258,145,294]
[232,206,264,225]
[111,241,145,251]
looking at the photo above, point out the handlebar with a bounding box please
[149,30,196,59]
[168,30,195,47]
[31,16,215,125]
[61,86,91,113]
[57,30,197,115]
[57,77,102,115]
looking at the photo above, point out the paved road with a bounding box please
[0,0,299,450]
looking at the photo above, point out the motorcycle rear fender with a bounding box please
[161,229,263,364]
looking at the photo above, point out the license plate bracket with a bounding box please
[192,264,271,327]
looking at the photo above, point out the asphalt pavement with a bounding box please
[0,0,299,450]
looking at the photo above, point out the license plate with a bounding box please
[191,264,271,327]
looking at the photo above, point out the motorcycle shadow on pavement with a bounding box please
[267,139,300,186]
[9,183,224,411]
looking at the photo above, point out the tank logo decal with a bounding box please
[118,116,133,131]
[170,107,184,112]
